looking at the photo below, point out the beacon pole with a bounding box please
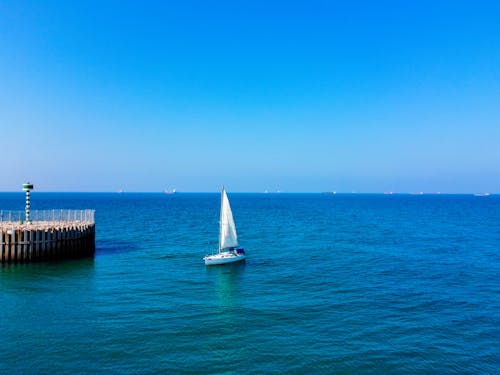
[22,182,34,224]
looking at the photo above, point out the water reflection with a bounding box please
[206,261,246,308]
[0,258,95,288]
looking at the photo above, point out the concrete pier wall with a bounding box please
[0,210,95,263]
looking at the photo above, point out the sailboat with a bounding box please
[204,187,246,266]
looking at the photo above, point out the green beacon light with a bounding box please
[22,182,34,224]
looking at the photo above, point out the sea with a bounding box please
[0,192,499,373]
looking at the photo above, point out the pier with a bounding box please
[0,209,95,263]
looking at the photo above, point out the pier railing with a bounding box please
[0,210,95,223]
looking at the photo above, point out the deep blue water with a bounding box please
[1,193,499,373]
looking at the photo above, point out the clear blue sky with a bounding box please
[1,0,499,192]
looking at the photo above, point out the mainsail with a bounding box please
[219,187,238,251]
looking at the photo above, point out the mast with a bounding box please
[218,186,224,253]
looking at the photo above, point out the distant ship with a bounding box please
[473,193,490,197]
[164,188,177,194]
[321,191,337,195]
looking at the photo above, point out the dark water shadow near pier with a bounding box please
[0,257,95,286]
[95,240,137,256]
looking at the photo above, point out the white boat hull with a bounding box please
[204,252,246,266]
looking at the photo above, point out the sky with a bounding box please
[0,0,499,192]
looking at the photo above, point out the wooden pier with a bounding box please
[0,210,95,264]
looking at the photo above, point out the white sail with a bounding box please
[219,188,238,251]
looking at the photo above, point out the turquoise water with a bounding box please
[1,193,499,373]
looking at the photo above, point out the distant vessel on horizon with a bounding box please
[164,188,177,194]
[473,193,490,197]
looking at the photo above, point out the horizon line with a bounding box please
[0,191,497,195]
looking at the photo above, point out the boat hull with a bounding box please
[204,252,246,266]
